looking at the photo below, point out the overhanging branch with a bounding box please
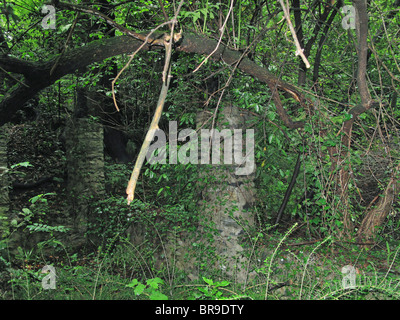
[0,32,307,127]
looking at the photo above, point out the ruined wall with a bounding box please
[65,118,105,246]
[0,125,10,238]
[124,105,257,283]
[196,105,256,283]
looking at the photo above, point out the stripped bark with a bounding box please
[357,163,400,241]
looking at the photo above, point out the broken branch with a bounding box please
[278,0,310,69]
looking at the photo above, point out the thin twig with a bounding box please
[299,236,331,299]
[278,0,310,68]
[111,19,176,112]
[0,65,29,87]
[265,223,298,300]
[192,0,234,73]
[50,12,80,76]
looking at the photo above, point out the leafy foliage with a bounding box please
[1,0,400,301]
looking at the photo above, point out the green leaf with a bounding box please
[30,195,41,204]
[126,279,139,288]
[319,226,327,233]
[268,134,274,144]
[147,277,164,289]
[335,220,343,227]
[11,162,32,169]
[134,283,146,296]
[323,139,337,147]
[60,24,72,32]
[21,208,31,215]
[202,277,213,285]
[344,113,353,121]
[359,113,367,120]
[198,287,208,294]
[215,280,230,287]
[150,292,168,300]
[331,115,344,124]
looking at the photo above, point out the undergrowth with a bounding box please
[1,189,399,300]
[1,223,399,300]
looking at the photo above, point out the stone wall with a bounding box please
[124,105,257,283]
[196,105,256,283]
[0,125,10,238]
[64,118,105,247]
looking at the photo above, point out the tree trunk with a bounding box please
[357,163,400,241]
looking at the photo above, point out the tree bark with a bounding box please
[0,35,145,125]
[357,163,400,241]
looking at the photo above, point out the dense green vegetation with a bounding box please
[0,0,400,301]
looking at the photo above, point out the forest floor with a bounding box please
[1,230,400,300]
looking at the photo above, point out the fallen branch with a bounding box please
[125,1,184,204]
[125,51,172,205]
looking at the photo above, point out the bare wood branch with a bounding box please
[158,0,170,25]
[278,0,310,69]
[125,67,172,205]
[125,0,184,204]
[55,1,174,46]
